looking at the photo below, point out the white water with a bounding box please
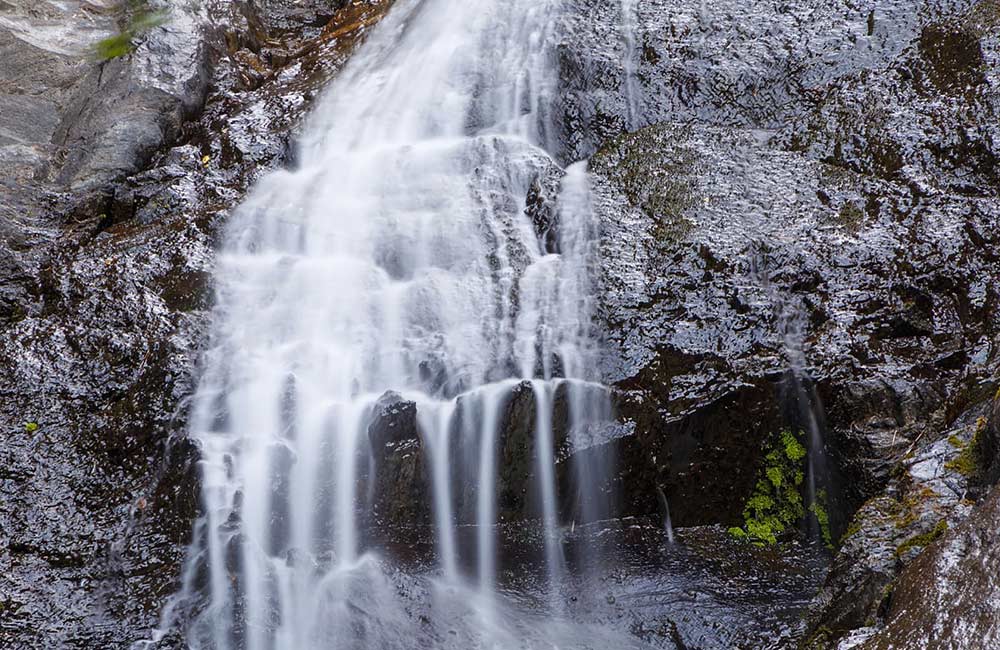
[153,1,625,647]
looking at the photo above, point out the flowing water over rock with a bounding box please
[165,0,625,646]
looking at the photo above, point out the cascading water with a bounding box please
[153,1,630,648]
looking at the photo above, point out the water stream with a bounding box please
[620,0,641,130]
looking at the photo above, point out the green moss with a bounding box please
[729,430,808,546]
[810,489,833,549]
[895,519,948,558]
[895,508,918,529]
[803,625,834,649]
[945,417,987,478]
[840,519,862,545]
[894,486,938,529]
[95,32,133,60]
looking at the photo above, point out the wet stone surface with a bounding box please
[562,0,1000,646]
[369,519,828,650]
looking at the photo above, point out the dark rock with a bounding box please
[525,174,561,254]
[614,376,785,527]
[494,381,575,522]
[976,391,1000,485]
[366,392,430,531]
[590,119,997,533]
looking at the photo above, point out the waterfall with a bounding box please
[778,295,835,544]
[156,0,623,647]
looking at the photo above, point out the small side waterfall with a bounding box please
[777,297,835,544]
[752,247,837,547]
[154,1,622,647]
[656,486,676,544]
[620,0,641,130]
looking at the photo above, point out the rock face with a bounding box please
[0,2,210,646]
[558,0,1000,646]
[801,412,982,646]
[858,479,1000,650]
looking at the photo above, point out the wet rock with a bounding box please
[589,99,999,512]
[496,382,539,519]
[801,409,982,647]
[525,173,561,254]
[613,377,786,526]
[494,381,574,522]
[557,0,973,163]
[975,390,1000,485]
[781,5,1000,198]
[576,4,998,645]
[366,391,430,530]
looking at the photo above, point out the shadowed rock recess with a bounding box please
[0,0,997,648]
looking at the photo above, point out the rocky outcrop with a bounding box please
[802,411,983,646]
[366,391,429,532]
[560,0,1000,646]
[589,119,999,527]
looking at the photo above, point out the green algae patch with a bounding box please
[728,430,807,546]
[840,519,862,545]
[93,2,168,61]
[810,489,833,549]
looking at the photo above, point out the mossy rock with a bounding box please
[728,430,809,546]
